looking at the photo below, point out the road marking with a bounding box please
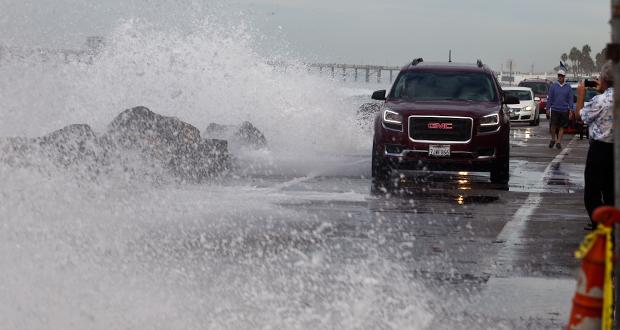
[269,158,369,192]
[495,135,577,266]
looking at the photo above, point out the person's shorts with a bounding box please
[550,110,569,128]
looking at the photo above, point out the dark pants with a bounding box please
[549,109,569,128]
[584,140,615,226]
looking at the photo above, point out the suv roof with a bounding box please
[388,59,500,102]
[400,59,494,75]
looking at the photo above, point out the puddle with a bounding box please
[465,277,574,324]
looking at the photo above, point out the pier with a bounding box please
[0,37,557,84]
[307,63,401,83]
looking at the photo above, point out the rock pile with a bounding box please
[0,106,231,182]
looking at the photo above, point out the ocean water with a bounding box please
[0,16,434,330]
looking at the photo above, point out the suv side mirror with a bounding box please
[503,94,520,105]
[372,90,386,100]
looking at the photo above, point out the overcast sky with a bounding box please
[0,0,611,72]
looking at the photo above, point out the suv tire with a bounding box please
[371,142,392,193]
[490,155,510,184]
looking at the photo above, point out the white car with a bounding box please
[503,86,539,126]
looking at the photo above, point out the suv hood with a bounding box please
[386,100,501,117]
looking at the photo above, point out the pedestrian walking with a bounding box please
[575,60,615,230]
[547,69,574,150]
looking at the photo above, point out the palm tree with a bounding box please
[594,48,607,71]
[595,52,603,71]
[595,47,607,71]
[569,47,580,75]
[582,44,592,57]
[580,44,594,74]
[561,53,568,64]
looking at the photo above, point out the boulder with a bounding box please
[204,121,267,149]
[0,124,101,176]
[106,106,202,148]
[39,124,100,167]
[104,106,230,181]
[235,121,267,148]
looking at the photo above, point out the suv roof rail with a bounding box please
[476,59,483,68]
[411,58,423,66]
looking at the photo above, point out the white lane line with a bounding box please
[269,158,369,192]
[495,135,576,262]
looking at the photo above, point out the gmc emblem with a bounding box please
[427,122,453,130]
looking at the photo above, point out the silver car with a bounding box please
[503,86,539,126]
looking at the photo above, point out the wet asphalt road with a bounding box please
[227,116,590,328]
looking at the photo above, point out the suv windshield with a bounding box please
[390,71,497,102]
[504,90,532,101]
[518,82,549,94]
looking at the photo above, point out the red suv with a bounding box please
[370,59,519,191]
[517,79,552,119]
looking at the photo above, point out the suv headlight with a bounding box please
[480,113,499,126]
[382,109,403,130]
[525,105,533,111]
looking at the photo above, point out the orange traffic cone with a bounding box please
[567,206,620,330]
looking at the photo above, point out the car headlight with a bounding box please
[525,105,533,111]
[480,113,499,126]
[382,109,403,130]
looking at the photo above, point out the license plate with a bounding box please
[428,145,450,157]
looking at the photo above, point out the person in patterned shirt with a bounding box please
[575,60,615,230]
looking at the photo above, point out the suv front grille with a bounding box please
[408,116,473,143]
